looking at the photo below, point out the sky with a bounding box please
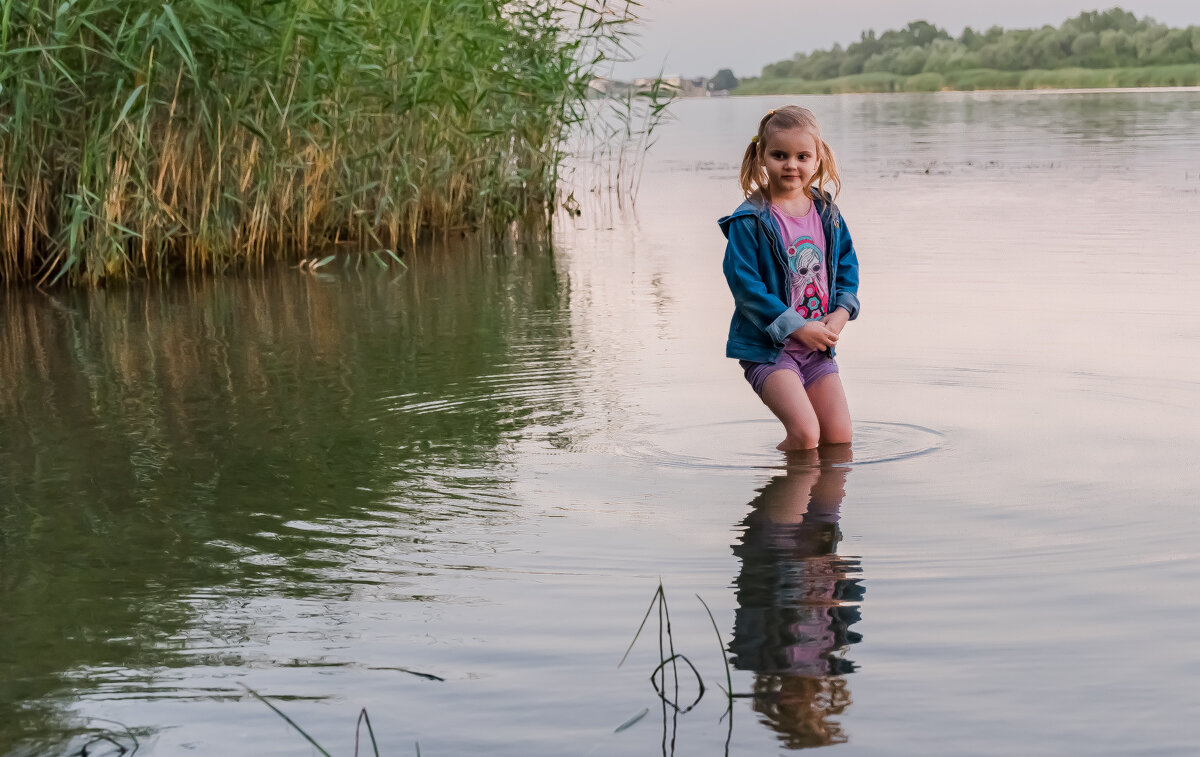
[605,1,1199,79]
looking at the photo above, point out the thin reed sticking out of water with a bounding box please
[242,684,389,757]
[620,582,737,755]
[0,0,662,286]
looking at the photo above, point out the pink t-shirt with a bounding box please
[770,203,829,345]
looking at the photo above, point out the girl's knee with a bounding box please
[822,424,853,445]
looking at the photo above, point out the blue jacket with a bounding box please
[719,191,861,363]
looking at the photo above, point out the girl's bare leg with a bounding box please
[805,373,853,445]
[760,370,821,450]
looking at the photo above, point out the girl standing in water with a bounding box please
[718,106,861,451]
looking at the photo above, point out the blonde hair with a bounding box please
[739,105,841,206]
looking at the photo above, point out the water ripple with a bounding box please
[574,419,944,472]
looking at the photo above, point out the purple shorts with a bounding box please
[740,349,839,398]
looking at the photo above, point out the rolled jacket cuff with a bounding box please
[835,293,860,320]
[766,307,807,345]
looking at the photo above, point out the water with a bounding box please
[3,89,1200,755]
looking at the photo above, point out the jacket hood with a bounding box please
[716,199,763,236]
[717,189,836,238]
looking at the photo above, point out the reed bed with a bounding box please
[0,0,644,287]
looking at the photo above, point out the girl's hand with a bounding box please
[822,308,850,335]
[792,321,838,350]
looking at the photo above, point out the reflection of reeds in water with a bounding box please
[0,234,565,433]
[0,238,573,750]
[730,450,864,749]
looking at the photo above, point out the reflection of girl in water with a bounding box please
[729,449,863,748]
[751,675,852,749]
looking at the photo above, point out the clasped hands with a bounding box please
[791,307,849,351]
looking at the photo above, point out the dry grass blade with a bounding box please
[696,594,733,701]
[354,708,380,757]
[240,684,333,757]
[614,707,649,733]
[650,653,705,713]
[619,583,665,668]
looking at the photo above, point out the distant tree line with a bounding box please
[755,8,1200,81]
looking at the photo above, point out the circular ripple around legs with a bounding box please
[630,419,944,471]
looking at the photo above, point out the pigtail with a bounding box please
[810,137,842,207]
[738,110,777,200]
[738,139,763,199]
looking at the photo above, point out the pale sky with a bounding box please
[606,1,1199,79]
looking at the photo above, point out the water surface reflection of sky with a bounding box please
[3,90,1200,755]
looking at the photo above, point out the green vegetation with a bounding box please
[710,68,739,91]
[735,64,1200,95]
[735,8,1200,94]
[0,0,644,287]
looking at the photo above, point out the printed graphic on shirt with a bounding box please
[785,236,827,319]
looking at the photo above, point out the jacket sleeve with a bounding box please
[832,208,861,320]
[722,215,807,345]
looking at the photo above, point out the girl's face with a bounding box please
[761,128,821,198]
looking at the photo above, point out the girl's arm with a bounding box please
[722,215,807,345]
[830,208,861,320]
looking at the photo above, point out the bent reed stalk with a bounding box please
[0,0,642,287]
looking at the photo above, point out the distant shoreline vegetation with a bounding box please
[734,64,1200,95]
[729,8,1200,95]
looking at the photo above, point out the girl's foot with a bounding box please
[776,435,818,451]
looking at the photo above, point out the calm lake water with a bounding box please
[3,90,1200,756]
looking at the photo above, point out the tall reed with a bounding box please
[0,0,643,286]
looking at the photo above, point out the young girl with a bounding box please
[719,106,860,451]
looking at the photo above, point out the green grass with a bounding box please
[903,72,945,92]
[733,72,906,95]
[939,69,1025,90]
[734,64,1200,96]
[0,0,647,287]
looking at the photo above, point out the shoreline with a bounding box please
[729,84,1200,97]
[730,64,1200,97]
